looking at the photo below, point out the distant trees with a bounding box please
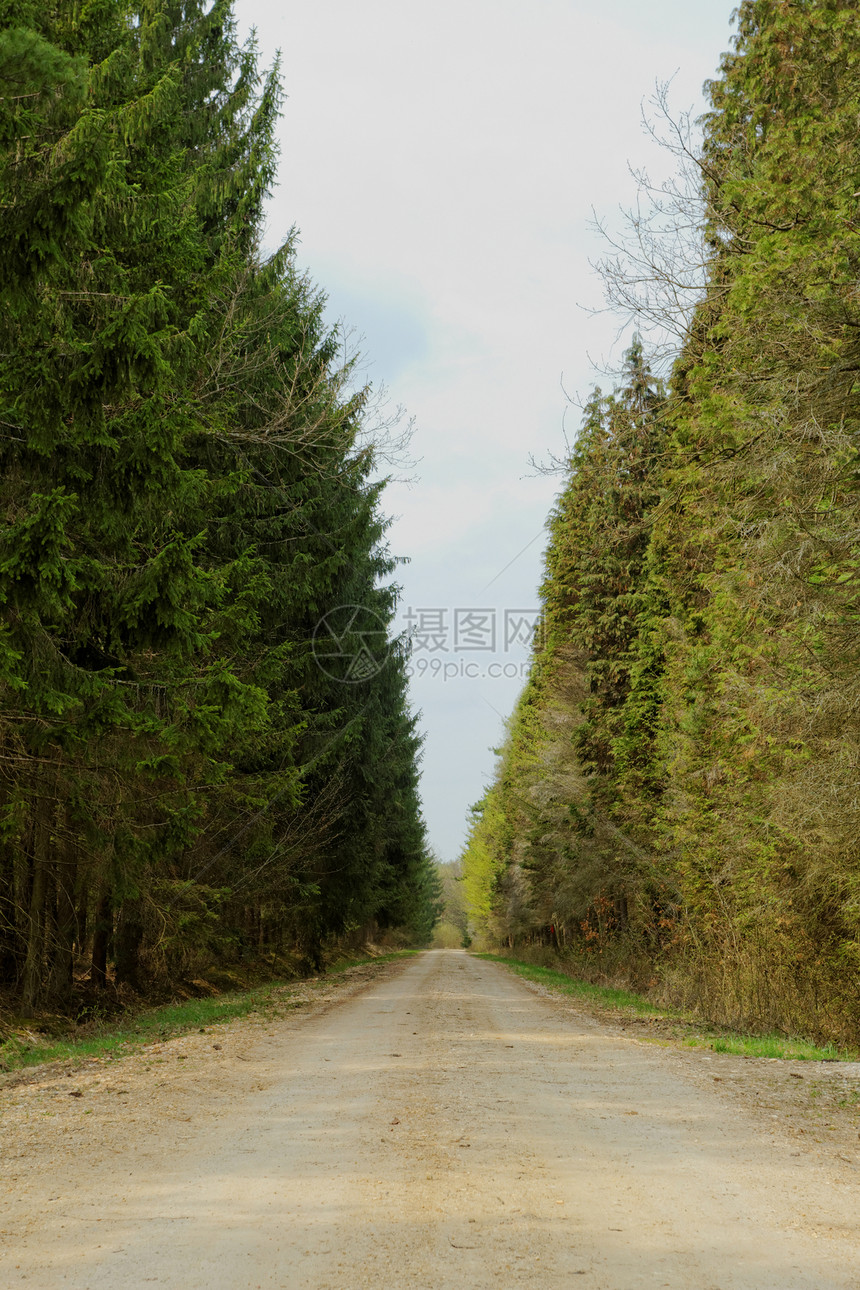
[462,345,668,956]
[0,1,436,1010]
[430,859,467,948]
[462,0,860,1046]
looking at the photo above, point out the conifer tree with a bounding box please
[0,0,435,1007]
[647,0,860,1036]
[462,345,667,950]
[465,1,860,1043]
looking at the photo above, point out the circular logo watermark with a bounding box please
[312,604,390,683]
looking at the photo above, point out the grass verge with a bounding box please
[476,953,857,1062]
[0,950,415,1073]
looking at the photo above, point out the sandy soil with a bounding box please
[2,949,859,1289]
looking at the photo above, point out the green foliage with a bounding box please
[0,1,434,1009]
[463,1,860,1047]
[432,860,470,947]
[461,343,669,955]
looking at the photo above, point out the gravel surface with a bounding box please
[1,950,859,1288]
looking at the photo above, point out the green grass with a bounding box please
[0,984,294,1071]
[478,953,858,1062]
[683,1032,847,1062]
[475,954,664,1015]
[0,950,414,1073]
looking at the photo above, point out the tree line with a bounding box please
[462,0,860,1047]
[0,0,439,1012]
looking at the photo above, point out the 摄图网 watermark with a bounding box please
[312,606,543,683]
[402,607,542,655]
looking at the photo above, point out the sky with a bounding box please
[233,0,738,862]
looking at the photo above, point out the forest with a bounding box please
[462,0,860,1047]
[0,0,439,1014]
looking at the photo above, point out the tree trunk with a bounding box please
[90,888,112,988]
[12,821,34,981]
[21,768,61,1010]
[114,900,144,990]
[21,813,51,1011]
[48,846,77,1006]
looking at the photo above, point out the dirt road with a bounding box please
[2,950,859,1288]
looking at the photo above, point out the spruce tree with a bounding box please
[0,0,433,1006]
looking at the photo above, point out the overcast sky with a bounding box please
[233,0,738,862]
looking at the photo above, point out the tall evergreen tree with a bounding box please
[0,0,435,1008]
[462,345,667,952]
[464,1,860,1044]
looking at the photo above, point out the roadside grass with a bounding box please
[477,953,858,1062]
[0,950,415,1073]
[476,955,661,1015]
[685,1032,846,1061]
